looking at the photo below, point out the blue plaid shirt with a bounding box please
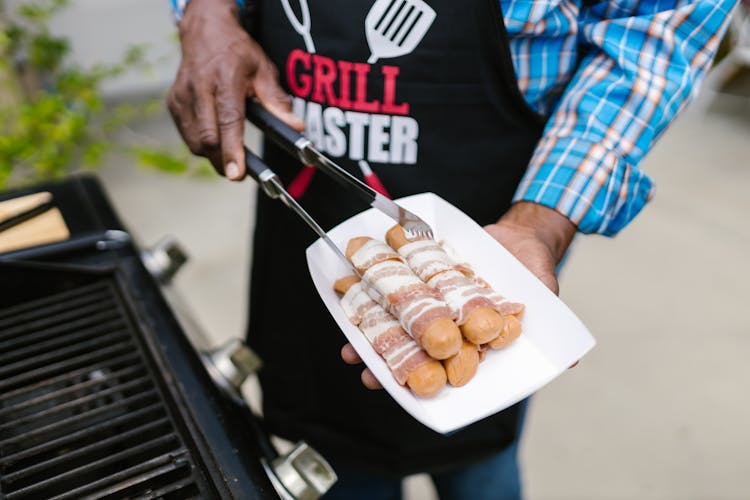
[170,0,735,235]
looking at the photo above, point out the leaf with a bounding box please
[82,142,110,167]
[29,33,69,71]
[18,0,70,23]
[0,0,207,191]
[133,147,189,174]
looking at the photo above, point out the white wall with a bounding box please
[12,0,182,96]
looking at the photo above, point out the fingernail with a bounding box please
[226,161,240,180]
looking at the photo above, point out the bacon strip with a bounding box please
[396,240,455,282]
[340,282,432,385]
[349,239,403,271]
[399,240,525,318]
[426,269,497,324]
[472,276,525,316]
[362,260,454,342]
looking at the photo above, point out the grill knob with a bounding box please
[141,237,188,284]
[271,442,337,500]
[208,338,263,391]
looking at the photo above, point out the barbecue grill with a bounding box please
[0,176,336,500]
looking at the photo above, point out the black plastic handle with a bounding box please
[0,230,130,261]
[245,100,303,160]
[243,146,272,183]
[0,200,54,233]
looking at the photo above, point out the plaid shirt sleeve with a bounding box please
[512,0,736,235]
[169,0,188,20]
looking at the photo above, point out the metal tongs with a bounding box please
[245,101,433,239]
[243,101,434,289]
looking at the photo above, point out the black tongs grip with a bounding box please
[245,100,304,160]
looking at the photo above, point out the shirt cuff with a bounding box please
[171,0,245,21]
[513,136,655,236]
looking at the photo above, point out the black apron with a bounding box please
[246,0,545,476]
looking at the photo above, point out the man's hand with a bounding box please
[341,343,383,390]
[167,0,303,180]
[340,202,577,389]
[484,202,576,296]
[487,202,580,369]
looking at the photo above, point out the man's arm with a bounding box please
[436,0,735,387]
[482,0,735,304]
[511,0,736,236]
[167,0,303,180]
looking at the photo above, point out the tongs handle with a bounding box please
[245,146,277,187]
[245,100,375,206]
[246,100,305,161]
[245,99,384,214]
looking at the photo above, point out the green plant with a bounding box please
[0,0,210,189]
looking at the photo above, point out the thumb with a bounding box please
[536,269,560,296]
[254,64,305,132]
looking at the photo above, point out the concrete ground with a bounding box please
[94,79,750,500]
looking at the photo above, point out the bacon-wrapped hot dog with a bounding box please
[488,314,522,350]
[442,340,480,387]
[471,276,525,350]
[334,276,447,397]
[345,237,462,360]
[386,225,509,346]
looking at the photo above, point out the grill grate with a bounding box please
[0,276,211,499]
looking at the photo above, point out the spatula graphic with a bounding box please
[365,0,436,64]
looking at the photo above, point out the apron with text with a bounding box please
[246,0,545,475]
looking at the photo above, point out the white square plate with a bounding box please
[306,193,595,434]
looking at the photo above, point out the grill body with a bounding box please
[0,176,279,499]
